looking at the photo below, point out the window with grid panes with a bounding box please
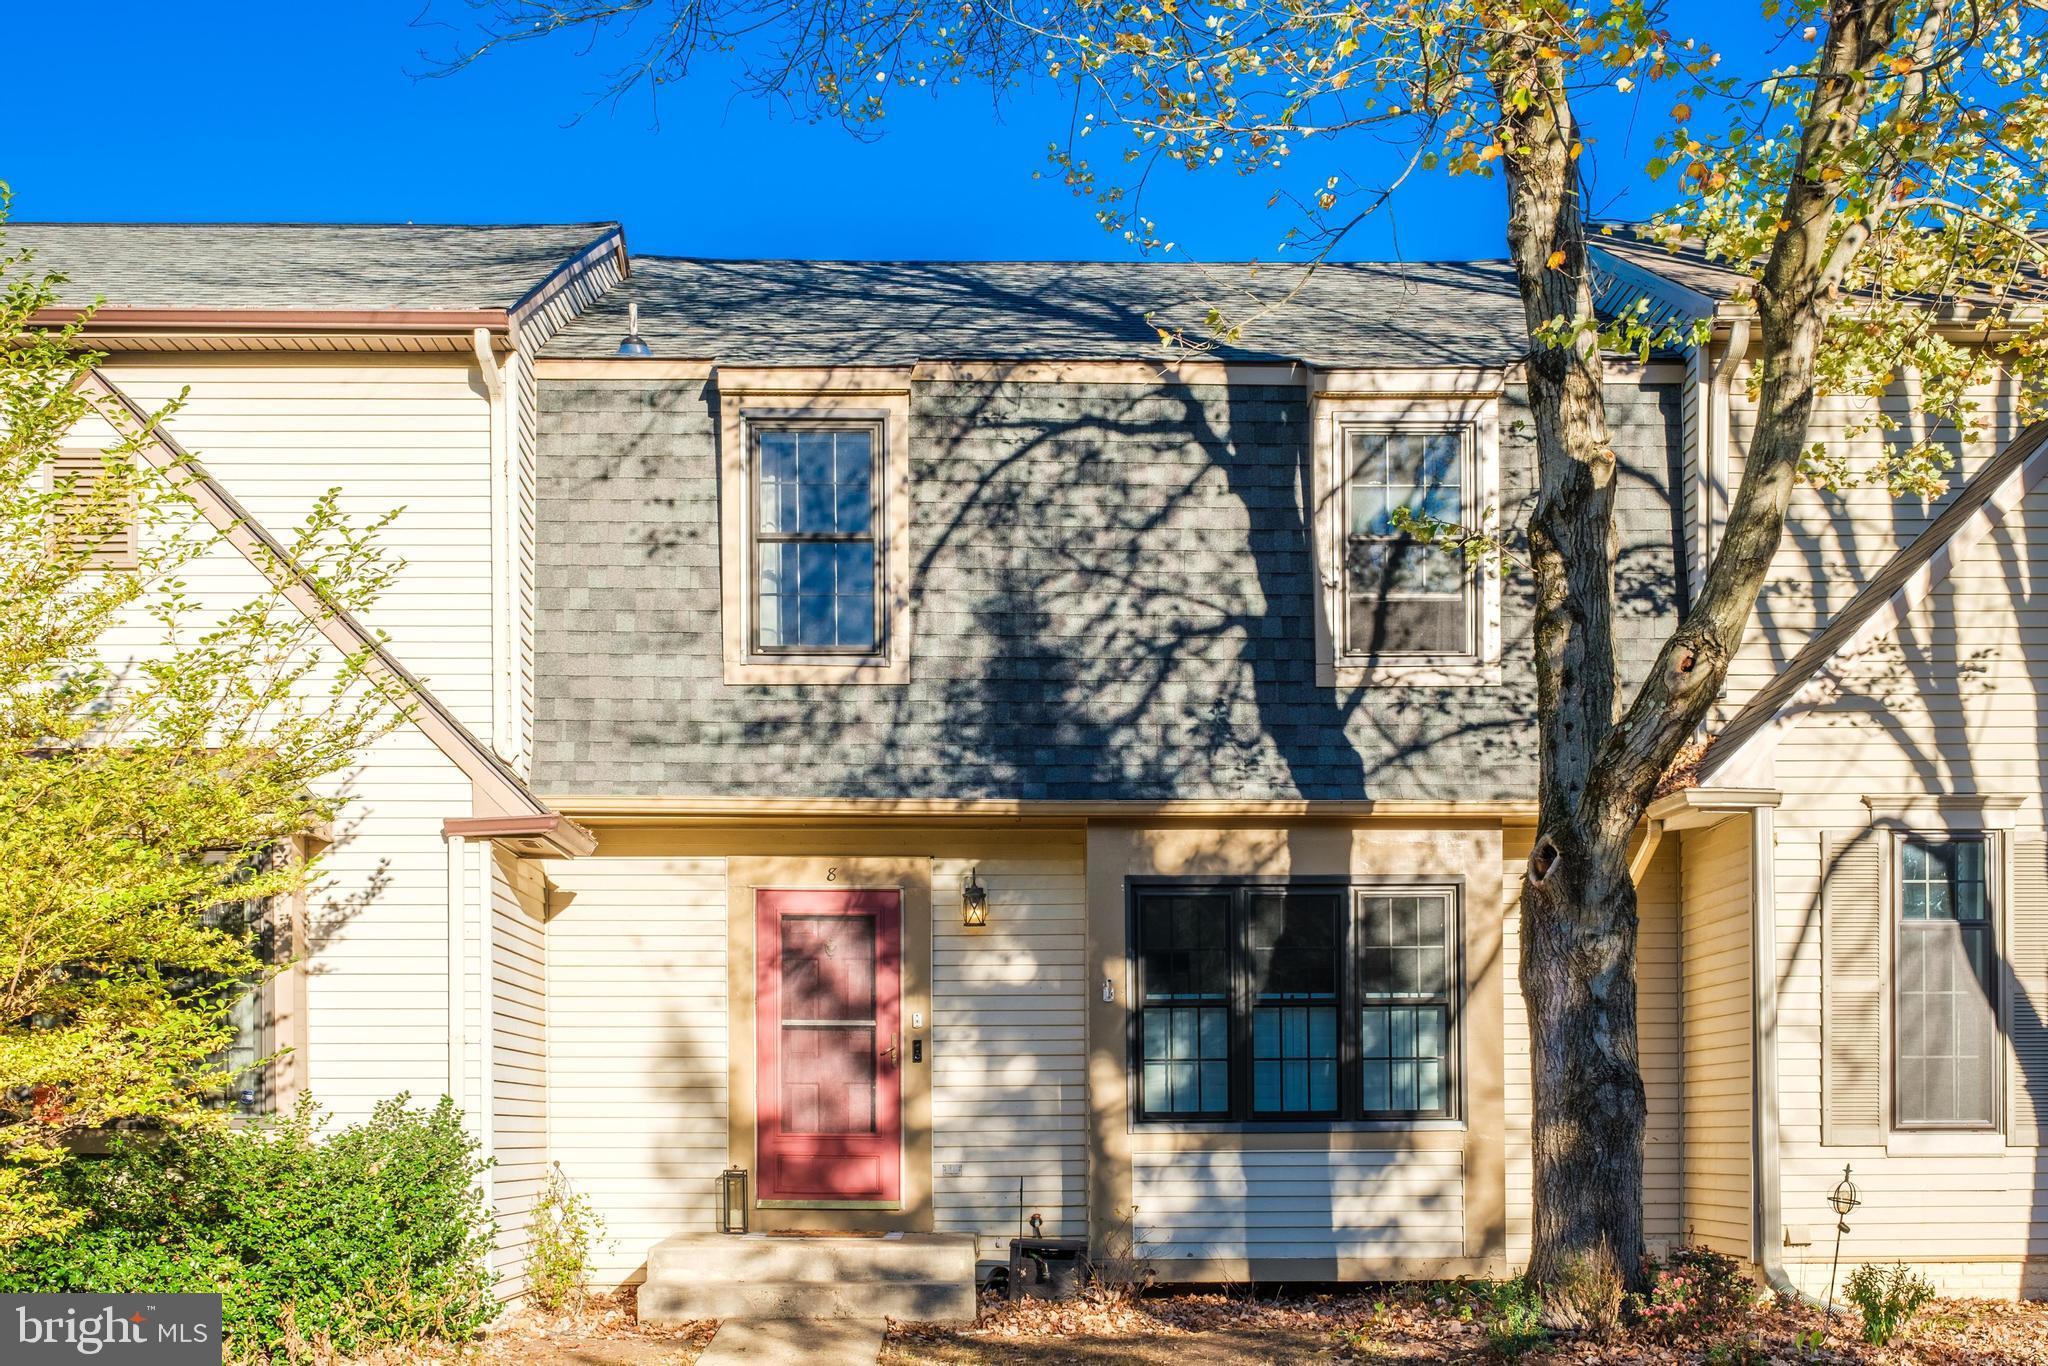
[1131,884,1459,1123]
[753,424,880,653]
[1895,836,1998,1128]
[1341,425,1472,658]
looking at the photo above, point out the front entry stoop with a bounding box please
[639,1232,979,1325]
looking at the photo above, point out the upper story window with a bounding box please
[1132,881,1461,1125]
[754,425,880,653]
[1343,426,1472,657]
[1310,381,1501,687]
[716,370,914,685]
[1896,834,1998,1129]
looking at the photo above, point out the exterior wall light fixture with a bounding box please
[962,868,989,928]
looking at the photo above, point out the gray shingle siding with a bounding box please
[534,376,1682,800]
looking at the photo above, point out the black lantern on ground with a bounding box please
[719,1166,750,1234]
[962,868,989,928]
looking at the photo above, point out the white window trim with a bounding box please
[1310,374,1503,687]
[717,369,914,685]
[1878,822,2007,1139]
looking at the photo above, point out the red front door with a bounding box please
[756,888,902,1204]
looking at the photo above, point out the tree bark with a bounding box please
[1488,41,1646,1291]
[1489,0,1917,1290]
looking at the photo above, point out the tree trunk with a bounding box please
[1487,0,1918,1291]
[1488,44,1646,1290]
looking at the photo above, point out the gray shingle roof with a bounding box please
[541,257,1533,366]
[7,222,620,312]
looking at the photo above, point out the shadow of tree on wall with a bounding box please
[534,354,1684,803]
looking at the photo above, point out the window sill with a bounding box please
[1885,1128,2006,1157]
[723,654,909,685]
[1131,1118,1467,1134]
[1322,661,1502,688]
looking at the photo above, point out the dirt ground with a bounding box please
[882,1289,2048,1365]
[447,1285,2048,1365]
[474,1294,717,1366]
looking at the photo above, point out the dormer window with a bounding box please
[1310,381,1502,687]
[717,370,913,684]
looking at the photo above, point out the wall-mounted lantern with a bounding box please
[962,868,989,928]
[718,1166,750,1234]
[616,299,653,358]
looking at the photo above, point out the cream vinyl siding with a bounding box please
[1131,1149,1466,1263]
[1502,831,1681,1267]
[1763,472,2048,1277]
[1678,816,1753,1257]
[1713,369,2029,727]
[543,857,730,1285]
[73,357,506,1129]
[491,850,551,1281]
[931,855,1089,1261]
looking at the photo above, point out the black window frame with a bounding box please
[1337,419,1480,663]
[1128,878,1464,1127]
[747,417,886,658]
[1892,831,2002,1133]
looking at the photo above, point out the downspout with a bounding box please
[470,328,512,763]
[446,832,467,1104]
[1747,802,1809,1303]
[1705,317,1752,570]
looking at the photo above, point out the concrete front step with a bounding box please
[641,1232,978,1325]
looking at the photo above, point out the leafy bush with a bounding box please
[526,1162,605,1313]
[1479,1276,1550,1358]
[0,1095,497,1362]
[1633,1244,1758,1341]
[1844,1263,1936,1347]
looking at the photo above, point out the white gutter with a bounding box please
[445,832,468,1104]
[471,328,513,766]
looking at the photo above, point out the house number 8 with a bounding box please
[826,867,839,881]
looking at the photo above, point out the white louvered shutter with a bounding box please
[2009,837,2048,1146]
[1822,829,1885,1146]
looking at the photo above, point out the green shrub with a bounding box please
[1479,1276,1550,1358]
[1633,1245,1758,1341]
[526,1162,605,1313]
[0,1095,497,1362]
[1844,1263,1936,1347]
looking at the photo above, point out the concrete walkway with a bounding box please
[697,1318,889,1365]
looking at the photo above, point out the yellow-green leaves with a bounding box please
[0,209,405,1246]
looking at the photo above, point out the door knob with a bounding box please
[881,1042,900,1065]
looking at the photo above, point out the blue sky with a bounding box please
[4,3,1776,262]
